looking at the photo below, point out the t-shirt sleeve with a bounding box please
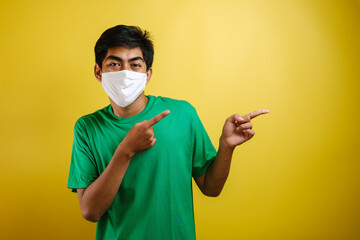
[190,106,217,178]
[67,118,99,193]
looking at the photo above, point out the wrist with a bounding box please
[219,136,235,152]
[116,142,135,161]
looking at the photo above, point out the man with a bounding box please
[67,25,269,240]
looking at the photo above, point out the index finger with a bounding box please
[247,109,270,120]
[148,110,171,126]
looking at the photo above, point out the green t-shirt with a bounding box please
[67,95,217,240]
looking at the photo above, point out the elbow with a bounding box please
[205,191,221,197]
[202,188,222,197]
[81,208,101,223]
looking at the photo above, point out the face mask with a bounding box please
[101,70,147,107]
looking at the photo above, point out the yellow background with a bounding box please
[1,0,359,239]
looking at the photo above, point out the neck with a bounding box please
[110,93,148,118]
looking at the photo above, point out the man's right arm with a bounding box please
[76,110,170,222]
[77,142,133,222]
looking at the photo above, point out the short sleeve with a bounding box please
[67,118,99,192]
[190,107,217,178]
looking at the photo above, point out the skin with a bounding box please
[194,109,269,197]
[94,46,152,118]
[77,46,270,222]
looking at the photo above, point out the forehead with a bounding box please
[104,46,143,60]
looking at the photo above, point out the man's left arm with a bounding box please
[194,109,269,197]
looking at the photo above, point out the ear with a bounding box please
[94,64,102,82]
[146,68,152,84]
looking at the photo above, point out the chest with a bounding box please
[87,118,193,175]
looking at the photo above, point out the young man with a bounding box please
[67,25,269,240]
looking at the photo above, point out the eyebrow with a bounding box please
[106,55,144,62]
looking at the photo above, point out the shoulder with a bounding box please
[149,96,200,126]
[74,105,110,131]
[150,95,197,113]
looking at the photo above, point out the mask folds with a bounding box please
[101,70,147,107]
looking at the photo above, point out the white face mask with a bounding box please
[101,70,147,107]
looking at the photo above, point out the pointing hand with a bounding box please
[121,110,170,155]
[221,109,269,148]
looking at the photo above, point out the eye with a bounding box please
[132,63,141,68]
[109,62,120,67]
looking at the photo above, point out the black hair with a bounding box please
[95,25,154,71]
